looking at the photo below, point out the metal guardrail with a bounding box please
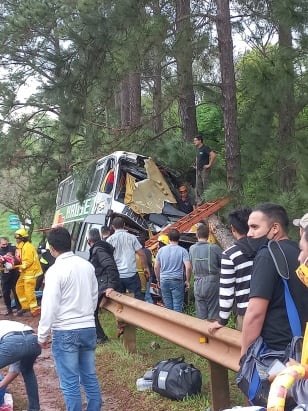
[102,291,242,411]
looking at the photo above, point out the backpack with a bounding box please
[152,356,202,400]
[236,335,302,408]
[236,240,303,408]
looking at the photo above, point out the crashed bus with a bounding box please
[52,151,193,257]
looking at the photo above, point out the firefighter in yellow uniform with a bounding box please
[15,228,42,317]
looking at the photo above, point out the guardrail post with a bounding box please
[123,324,137,353]
[208,360,230,411]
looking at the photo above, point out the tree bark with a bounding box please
[277,24,296,191]
[120,76,130,127]
[175,0,198,142]
[152,0,164,135]
[216,0,242,195]
[208,214,234,250]
[129,71,141,128]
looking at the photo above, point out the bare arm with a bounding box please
[241,297,269,357]
[154,261,161,283]
[0,371,19,388]
[184,260,192,283]
[204,150,216,169]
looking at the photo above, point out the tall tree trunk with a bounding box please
[216,0,242,195]
[129,71,141,128]
[120,76,130,127]
[120,73,141,129]
[278,24,296,191]
[175,0,198,142]
[153,59,163,134]
[152,0,163,135]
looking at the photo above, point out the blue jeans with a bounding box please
[160,279,185,312]
[0,333,41,411]
[118,273,144,301]
[52,328,102,411]
[144,280,153,304]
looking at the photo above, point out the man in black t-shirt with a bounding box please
[0,237,21,315]
[241,203,308,357]
[193,134,216,206]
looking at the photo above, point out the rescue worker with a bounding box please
[36,241,55,291]
[14,228,42,317]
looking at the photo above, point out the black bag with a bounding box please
[236,336,303,408]
[152,356,202,401]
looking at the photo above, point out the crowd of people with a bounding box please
[0,199,307,410]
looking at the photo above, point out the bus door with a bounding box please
[74,214,107,260]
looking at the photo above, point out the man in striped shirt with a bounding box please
[209,208,256,332]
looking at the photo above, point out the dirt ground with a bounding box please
[0,300,120,411]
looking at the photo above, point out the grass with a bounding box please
[95,308,245,410]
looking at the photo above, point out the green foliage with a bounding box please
[196,103,224,144]
[0,0,307,225]
[237,43,308,210]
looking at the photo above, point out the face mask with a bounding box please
[247,224,275,253]
[296,257,308,287]
[247,236,269,253]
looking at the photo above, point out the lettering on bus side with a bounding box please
[66,198,93,220]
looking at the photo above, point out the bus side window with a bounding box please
[90,168,104,193]
[56,183,64,206]
[100,160,115,194]
[62,178,74,204]
[115,171,126,202]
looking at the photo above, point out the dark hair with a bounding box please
[168,229,180,242]
[88,228,101,243]
[304,226,308,242]
[138,235,146,247]
[111,217,125,229]
[228,207,252,235]
[197,223,209,239]
[253,203,289,232]
[194,134,203,143]
[101,225,110,234]
[47,227,71,252]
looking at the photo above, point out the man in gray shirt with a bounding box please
[189,223,222,320]
[107,216,149,301]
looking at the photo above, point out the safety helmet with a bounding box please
[158,233,169,245]
[15,228,29,239]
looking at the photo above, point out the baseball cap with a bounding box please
[293,213,308,229]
